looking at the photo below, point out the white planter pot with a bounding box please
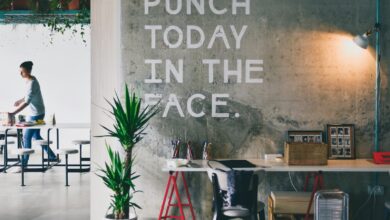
[104,213,137,220]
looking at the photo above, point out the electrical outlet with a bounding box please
[367,185,385,196]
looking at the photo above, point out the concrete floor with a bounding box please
[0,151,90,220]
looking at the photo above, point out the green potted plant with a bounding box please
[98,85,160,219]
[98,146,140,220]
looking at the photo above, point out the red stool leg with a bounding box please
[172,174,185,220]
[164,173,179,218]
[159,173,174,219]
[159,171,196,220]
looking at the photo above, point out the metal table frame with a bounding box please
[0,123,90,173]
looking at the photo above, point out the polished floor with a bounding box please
[0,151,90,220]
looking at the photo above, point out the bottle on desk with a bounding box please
[202,141,212,160]
[186,141,194,160]
[48,114,56,125]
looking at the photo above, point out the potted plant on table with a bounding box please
[98,85,160,220]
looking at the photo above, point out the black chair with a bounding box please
[211,172,259,220]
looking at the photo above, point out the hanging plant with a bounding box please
[42,0,90,44]
[43,7,90,44]
[0,0,90,43]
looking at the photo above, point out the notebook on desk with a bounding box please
[217,160,256,169]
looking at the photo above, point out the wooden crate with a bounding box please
[284,142,328,165]
[268,191,314,220]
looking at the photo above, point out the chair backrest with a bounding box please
[207,168,229,190]
[207,160,260,191]
[211,170,258,208]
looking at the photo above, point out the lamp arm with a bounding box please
[365,23,381,36]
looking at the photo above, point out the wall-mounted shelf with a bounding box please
[0,10,83,23]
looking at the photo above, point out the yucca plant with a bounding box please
[98,146,140,219]
[99,84,160,219]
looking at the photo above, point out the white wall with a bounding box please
[0,24,90,145]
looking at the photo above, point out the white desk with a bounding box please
[163,159,390,173]
[161,159,390,219]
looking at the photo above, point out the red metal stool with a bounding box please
[159,171,196,220]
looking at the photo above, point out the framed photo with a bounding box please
[331,137,337,146]
[287,130,323,144]
[344,127,350,136]
[327,124,355,159]
[330,127,337,136]
[294,135,302,142]
[337,128,344,136]
[338,137,343,146]
[331,147,338,156]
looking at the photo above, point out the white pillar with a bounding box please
[91,0,123,219]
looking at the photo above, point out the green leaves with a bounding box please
[97,145,141,218]
[100,84,160,152]
[97,84,160,218]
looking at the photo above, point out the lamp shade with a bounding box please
[353,34,369,49]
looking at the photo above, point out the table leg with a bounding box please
[3,129,9,172]
[41,144,44,170]
[47,129,51,167]
[17,129,22,149]
[1,129,19,172]
[79,144,82,170]
[164,172,178,218]
[159,172,173,220]
[56,129,60,160]
[159,171,196,220]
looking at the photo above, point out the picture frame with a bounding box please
[287,130,323,144]
[327,124,355,159]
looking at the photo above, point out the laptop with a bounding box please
[217,160,256,169]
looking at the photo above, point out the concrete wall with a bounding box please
[92,0,390,219]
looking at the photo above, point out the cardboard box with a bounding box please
[0,112,15,126]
